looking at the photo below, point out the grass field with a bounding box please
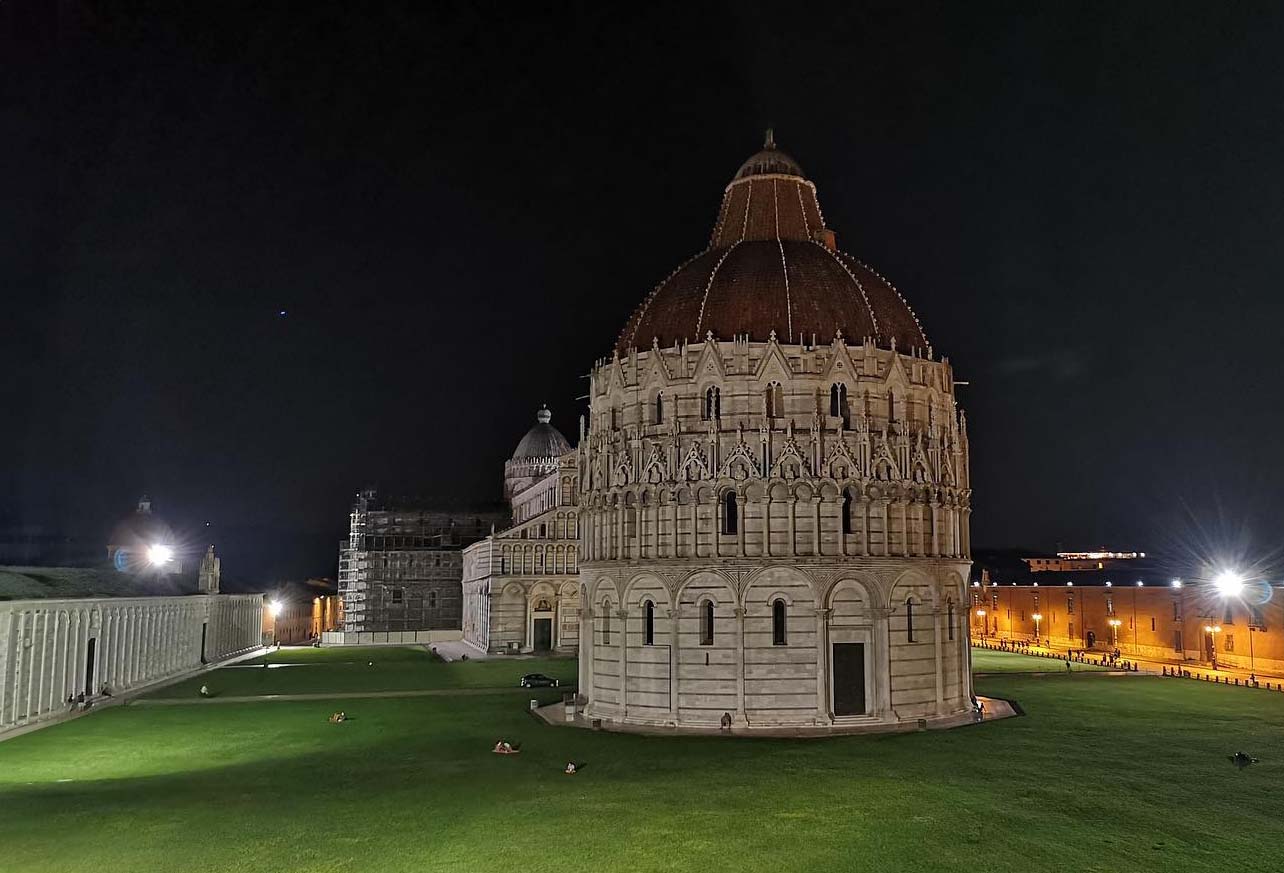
[971,647,1109,673]
[2,647,1281,872]
[145,646,578,698]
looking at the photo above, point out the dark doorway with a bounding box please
[84,638,97,693]
[831,643,866,716]
[1086,630,1096,648]
[533,618,552,652]
[1173,630,1183,653]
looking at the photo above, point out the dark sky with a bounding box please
[4,2,1283,583]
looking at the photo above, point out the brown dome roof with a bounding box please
[615,134,930,357]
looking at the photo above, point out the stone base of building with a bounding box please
[320,629,463,646]
[538,697,1010,737]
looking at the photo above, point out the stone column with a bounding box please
[788,497,797,557]
[763,495,772,558]
[616,608,629,717]
[871,606,892,719]
[736,497,746,557]
[814,607,831,723]
[667,606,681,723]
[734,607,747,725]
[861,498,871,556]
[934,606,944,716]
[812,499,822,556]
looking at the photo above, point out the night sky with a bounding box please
[5,2,1284,582]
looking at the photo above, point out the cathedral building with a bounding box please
[333,490,507,643]
[462,409,581,653]
[574,134,974,732]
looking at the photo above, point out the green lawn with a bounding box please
[3,649,1282,872]
[971,646,1109,673]
[145,646,578,698]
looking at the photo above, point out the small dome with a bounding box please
[512,406,571,461]
[733,129,805,180]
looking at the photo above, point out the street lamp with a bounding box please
[1204,624,1222,669]
[1107,617,1122,648]
[147,543,174,566]
[976,609,987,640]
[1032,612,1043,643]
[1212,569,1249,678]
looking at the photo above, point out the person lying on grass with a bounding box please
[328,711,347,723]
[492,740,520,754]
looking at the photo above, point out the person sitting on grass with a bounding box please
[199,684,211,697]
[564,762,577,775]
[492,740,519,754]
[328,711,347,723]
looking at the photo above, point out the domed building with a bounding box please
[504,406,573,502]
[461,408,582,653]
[106,495,180,574]
[575,134,973,732]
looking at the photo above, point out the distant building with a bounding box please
[332,490,507,643]
[106,496,182,575]
[1024,550,1145,573]
[463,408,580,654]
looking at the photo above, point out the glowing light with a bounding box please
[1055,550,1143,560]
[1204,625,1222,634]
[269,600,283,619]
[1108,618,1122,627]
[1171,578,1183,588]
[975,609,987,617]
[1136,580,1144,586]
[1213,570,1244,597]
[1032,613,1042,622]
[1105,581,1112,587]
[147,544,174,566]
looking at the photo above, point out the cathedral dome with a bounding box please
[511,406,572,461]
[614,133,930,357]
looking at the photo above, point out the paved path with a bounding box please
[133,686,560,706]
[975,639,1284,683]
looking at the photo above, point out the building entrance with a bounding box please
[533,618,552,652]
[832,643,867,716]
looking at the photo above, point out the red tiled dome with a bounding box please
[615,134,930,357]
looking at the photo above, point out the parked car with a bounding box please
[520,673,560,688]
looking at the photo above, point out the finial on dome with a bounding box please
[764,127,776,149]
[537,405,552,424]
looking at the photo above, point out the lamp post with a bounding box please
[1032,612,1042,644]
[1204,624,1222,669]
[1107,618,1122,648]
[1212,569,1245,676]
[1248,624,1257,683]
[976,609,987,641]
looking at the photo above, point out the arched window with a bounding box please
[723,491,738,535]
[700,600,714,645]
[644,600,655,646]
[602,599,612,644]
[947,601,955,641]
[906,597,915,643]
[611,407,620,429]
[704,386,720,420]
[655,393,664,425]
[887,391,895,422]
[539,523,546,538]
[764,381,783,417]
[841,489,853,534]
[772,599,787,646]
[829,383,848,425]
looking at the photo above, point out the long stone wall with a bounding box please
[0,594,263,737]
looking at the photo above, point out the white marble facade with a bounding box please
[0,594,263,735]
[574,136,974,732]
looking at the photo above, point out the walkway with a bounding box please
[976,638,1284,683]
[132,687,557,706]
